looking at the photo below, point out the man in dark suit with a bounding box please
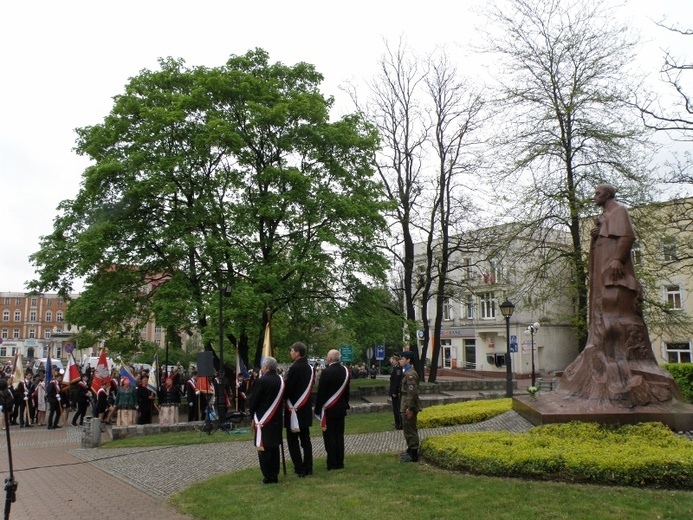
[284,342,314,477]
[314,349,350,471]
[389,355,403,430]
[249,356,285,484]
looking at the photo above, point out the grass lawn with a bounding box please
[169,452,693,520]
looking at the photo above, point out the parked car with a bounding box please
[32,358,65,373]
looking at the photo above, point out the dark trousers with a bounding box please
[391,395,402,429]
[188,402,199,421]
[72,402,88,425]
[322,416,345,470]
[138,408,152,424]
[18,401,31,426]
[286,426,313,474]
[48,401,61,428]
[258,446,280,481]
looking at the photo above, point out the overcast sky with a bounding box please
[1,0,691,292]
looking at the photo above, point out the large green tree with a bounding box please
[30,49,390,367]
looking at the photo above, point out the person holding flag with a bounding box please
[136,374,156,424]
[46,371,64,430]
[284,341,314,478]
[248,356,285,485]
[71,373,92,427]
[314,349,350,471]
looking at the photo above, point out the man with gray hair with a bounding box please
[314,349,350,470]
[249,356,285,484]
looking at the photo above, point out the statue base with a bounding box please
[513,392,693,432]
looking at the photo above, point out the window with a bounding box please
[31,298,37,306]
[2,310,8,322]
[28,328,35,339]
[0,347,4,357]
[12,329,19,339]
[442,299,452,321]
[1,329,7,339]
[15,298,21,305]
[45,311,52,322]
[466,294,474,319]
[53,327,62,334]
[155,339,161,346]
[490,259,501,283]
[29,311,36,322]
[463,258,473,280]
[666,342,691,363]
[666,285,682,310]
[44,328,51,339]
[3,298,8,305]
[480,292,496,319]
[661,236,678,262]
[13,311,20,322]
[631,242,642,266]
[47,299,52,306]
[56,311,63,322]
[57,299,64,306]
[154,326,162,334]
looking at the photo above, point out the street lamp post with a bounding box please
[526,322,540,387]
[499,300,515,398]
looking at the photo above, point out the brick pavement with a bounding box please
[0,425,191,520]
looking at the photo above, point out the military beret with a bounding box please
[400,351,416,360]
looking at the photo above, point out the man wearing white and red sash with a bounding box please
[314,349,350,471]
[185,372,200,421]
[249,356,285,484]
[284,342,314,477]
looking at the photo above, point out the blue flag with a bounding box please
[119,364,136,386]
[236,350,250,379]
[44,351,53,388]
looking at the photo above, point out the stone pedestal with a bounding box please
[513,392,693,432]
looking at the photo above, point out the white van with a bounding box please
[32,358,65,373]
[81,356,116,372]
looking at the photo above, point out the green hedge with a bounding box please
[663,363,693,403]
[422,421,693,489]
[418,398,512,428]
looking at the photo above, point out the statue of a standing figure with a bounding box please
[556,184,681,407]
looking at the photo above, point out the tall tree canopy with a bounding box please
[29,49,390,364]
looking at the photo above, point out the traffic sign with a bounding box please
[340,345,353,363]
[366,346,374,359]
[510,335,518,353]
[375,344,385,361]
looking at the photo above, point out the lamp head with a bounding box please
[499,300,515,318]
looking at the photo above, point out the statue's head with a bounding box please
[594,184,616,206]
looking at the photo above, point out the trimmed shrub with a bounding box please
[422,421,693,489]
[418,398,512,428]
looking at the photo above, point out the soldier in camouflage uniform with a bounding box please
[399,351,421,462]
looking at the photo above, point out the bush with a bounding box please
[663,363,693,403]
[418,399,512,428]
[422,421,693,489]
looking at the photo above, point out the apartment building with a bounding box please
[0,292,78,362]
[414,227,580,379]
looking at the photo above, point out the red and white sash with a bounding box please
[253,376,285,451]
[316,365,349,431]
[286,365,314,433]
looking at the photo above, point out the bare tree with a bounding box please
[349,39,430,367]
[482,0,655,350]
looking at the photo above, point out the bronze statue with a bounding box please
[555,184,681,407]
